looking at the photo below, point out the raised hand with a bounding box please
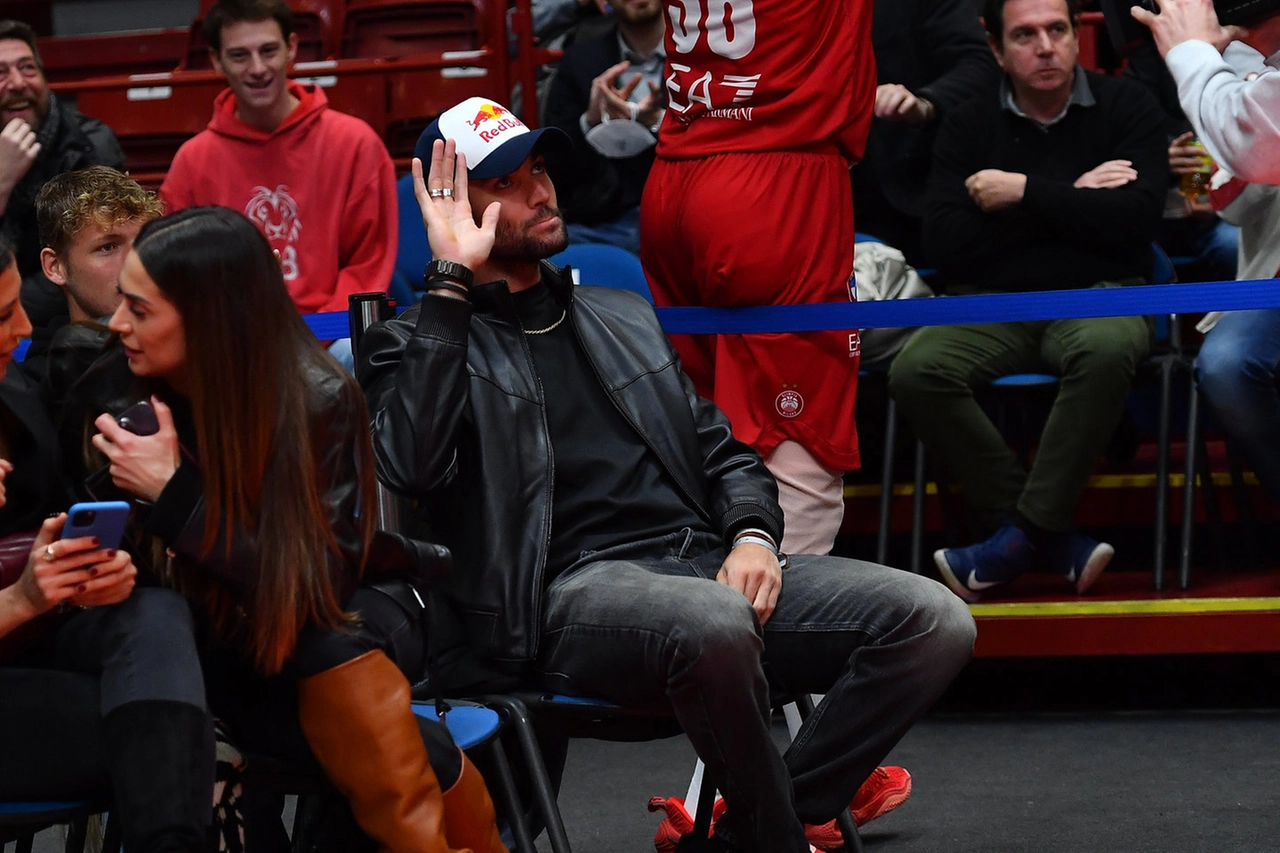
[414,139,499,275]
[1131,0,1243,57]
[0,118,40,199]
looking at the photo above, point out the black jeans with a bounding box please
[0,586,208,799]
[532,529,977,853]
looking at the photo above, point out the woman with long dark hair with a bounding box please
[63,205,506,853]
[0,231,214,853]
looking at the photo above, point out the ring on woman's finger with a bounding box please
[43,544,56,562]
[440,188,454,198]
[429,188,447,199]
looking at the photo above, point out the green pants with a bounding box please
[887,312,1150,533]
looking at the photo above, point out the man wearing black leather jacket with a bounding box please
[358,99,976,853]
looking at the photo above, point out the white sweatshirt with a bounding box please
[1167,39,1280,184]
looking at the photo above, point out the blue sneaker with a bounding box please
[934,525,1037,603]
[1046,531,1114,594]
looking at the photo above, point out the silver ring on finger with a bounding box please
[43,544,56,562]
[429,188,447,199]
[441,188,454,198]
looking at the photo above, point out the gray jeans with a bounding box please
[533,529,976,853]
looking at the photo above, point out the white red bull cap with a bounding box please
[416,97,571,180]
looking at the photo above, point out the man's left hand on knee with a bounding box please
[717,543,783,624]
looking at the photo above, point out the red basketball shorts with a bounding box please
[640,149,861,471]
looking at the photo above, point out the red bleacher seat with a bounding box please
[70,77,223,181]
[292,61,388,139]
[384,62,492,157]
[36,30,188,83]
[184,0,343,69]
[1078,11,1103,73]
[342,0,487,59]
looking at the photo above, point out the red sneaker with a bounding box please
[649,795,727,852]
[804,766,912,851]
[650,796,694,853]
[653,768,910,853]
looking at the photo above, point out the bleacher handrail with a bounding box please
[48,49,498,96]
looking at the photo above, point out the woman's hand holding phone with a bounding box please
[91,396,181,502]
[13,515,137,618]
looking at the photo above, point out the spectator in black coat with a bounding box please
[0,20,125,331]
[852,0,1001,264]
[543,0,664,255]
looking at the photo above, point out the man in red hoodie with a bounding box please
[160,0,397,369]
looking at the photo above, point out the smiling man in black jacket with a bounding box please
[889,0,1166,603]
[358,99,976,853]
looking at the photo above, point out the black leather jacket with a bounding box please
[358,262,784,663]
[0,365,68,538]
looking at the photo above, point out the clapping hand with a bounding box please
[587,61,663,128]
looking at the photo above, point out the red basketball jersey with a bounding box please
[655,0,876,162]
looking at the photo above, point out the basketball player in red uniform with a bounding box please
[642,3,917,842]
[640,0,874,556]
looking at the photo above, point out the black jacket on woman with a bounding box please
[57,346,369,642]
[0,365,68,538]
[358,262,784,664]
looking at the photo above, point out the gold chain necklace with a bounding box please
[523,310,567,335]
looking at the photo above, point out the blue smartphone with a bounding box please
[61,501,132,551]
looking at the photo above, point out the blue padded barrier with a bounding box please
[15,278,1277,362]
[648,279,1280,335]
[295,277,1280,339]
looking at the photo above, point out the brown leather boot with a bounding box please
[441,753,509,853]
[298,650,505,853]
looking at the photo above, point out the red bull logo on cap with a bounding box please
[468,102,523,143]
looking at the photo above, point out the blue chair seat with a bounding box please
[0,801,90,818]
[0,799,104,853]
[549,244,653,303]
[990,373,1058,387]
[410,702,503,751]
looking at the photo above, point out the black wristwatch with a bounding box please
[424,259,475,289]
